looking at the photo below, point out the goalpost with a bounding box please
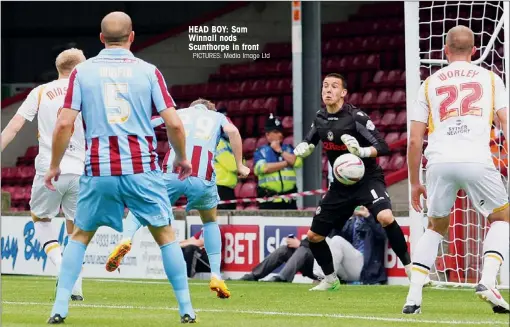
[405,1,509,289]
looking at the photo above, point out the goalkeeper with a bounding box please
[294,73,411,291]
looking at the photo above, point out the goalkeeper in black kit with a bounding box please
[294,73,411,291]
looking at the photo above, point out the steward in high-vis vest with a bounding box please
[214,106,239,209]
[253,114,302,209]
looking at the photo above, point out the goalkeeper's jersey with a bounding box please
[410,61,509,167]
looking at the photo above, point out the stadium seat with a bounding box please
[244,115,256,137]
[348,92,361,106]
[244,204,259,210]
[234,184,242,198]
[283,96,292,115]
[257,116,267,134]
[370,70,388,88]
[378,156,391,171]
[389,153,406,171]
[282,116,293,134]
[2,167,17,185]
[239,182,257,199]
[399,131,407,142]
[250,80,266,97]
[256,137,267,149]
[231,117,243,135]
[242,138,257,158]
[385,70,402,86]
[360,89,378,109]
[251,98,266,115]
[375,89,393,107]
[369,110,382,126]
[390,89,406,107]
[239,99,252,113]
[385,132,400,145]
[395,110,407,129]
[275,60,291,76]
[227,100,241,116]
[265,79,279,96]
[283,136,294,146]
[380,111,397,131]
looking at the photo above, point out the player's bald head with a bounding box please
[446,25,475,55]
[100,11,133,45]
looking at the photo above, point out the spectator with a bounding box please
[254,114,302,209]
[239,235,317,282]
[240,205,387,284]
[181,227,226,278]
[314,206,388,285]
[214,106,238,210]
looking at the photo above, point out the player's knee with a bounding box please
[31,213,50,223]
[487,204,510,224]
[71,227,95,246]
[376,209,394,227]
[307,230,325,243]
[428,216,449,235]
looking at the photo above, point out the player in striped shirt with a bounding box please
[107,99,249,299]
[45,12,196,324]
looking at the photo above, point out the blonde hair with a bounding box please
[55,48,86,75]
[190,98,216,111]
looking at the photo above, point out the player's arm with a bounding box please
[254,148,288,175]
[282,145,302,168]
[50,108,79,169]
[221,116,250,177]
[150,116,164,129]
[407,82,429,186]
[160,108,186,160]
[294,117,320,157]
[343,111,389,158]
[2,114,27,152]
[150,67,190,178]
[1,88,39,151]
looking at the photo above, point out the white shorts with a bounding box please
[30,174,80,220]
[426,163,509,218]
[313,236,363,282]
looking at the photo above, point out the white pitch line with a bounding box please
[2,301,506,325]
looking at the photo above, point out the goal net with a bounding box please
[405,1,509,288]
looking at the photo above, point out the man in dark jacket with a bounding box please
[314,205,387,285]
[239,236,317,282]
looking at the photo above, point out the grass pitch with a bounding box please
[1,275,509,326]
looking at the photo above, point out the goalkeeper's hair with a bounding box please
[325,73,347,89]
[190,98,216,111]
[55,48,86,75]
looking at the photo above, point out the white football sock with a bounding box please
[324,273,338,283]
[35,221,62,272]
[72,274,83,296]
[480,221,509,288]
[406,229,443,306]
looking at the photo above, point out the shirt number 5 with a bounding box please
[104,83,131,124]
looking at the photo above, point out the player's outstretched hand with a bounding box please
[174,159,192,181]
[44,167,61,191]
[294,142,315,158]
[237,164,250,178]
[411,183,427,212]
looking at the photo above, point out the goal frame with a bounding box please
[404,1,509,289]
